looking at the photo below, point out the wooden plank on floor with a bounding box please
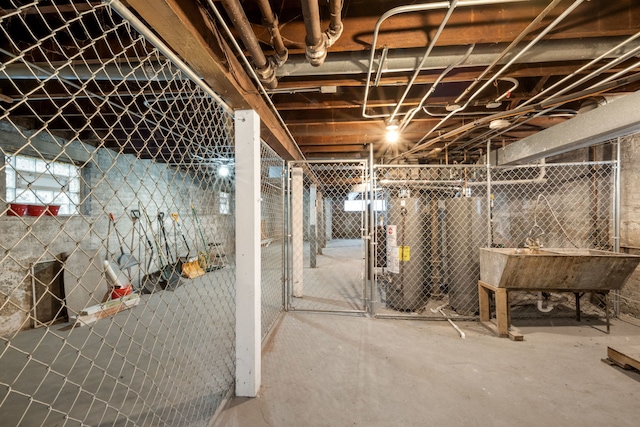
[606,345,640,371]
[72,294,140,327]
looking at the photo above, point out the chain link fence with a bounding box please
[260,141,284,339]
[373,162,616,322]
[1,2,236,426]
[286,161,368,313]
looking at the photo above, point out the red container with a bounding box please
[8,203,28,216]
[46,205,61,216]
[111,284,133,300]
[27,204,47,216]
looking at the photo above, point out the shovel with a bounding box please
[157,212,182,290]
[171,213,205,278]
[109,213,138,271]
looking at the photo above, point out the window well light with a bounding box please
[218,164,230,177]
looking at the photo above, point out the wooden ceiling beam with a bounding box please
[124,0,302,160]
[256,1,640,55]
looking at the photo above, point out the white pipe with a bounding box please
[399,44,475,132]
[107,0,231,113]
[410,0,586,151]
[453,0,563,105]
[388,0,460,124]
[361,0,530,119]
[104,260,124,288]
[537,292,554,313]
[493,77,519,103]
[520,30,640,108]
[430,304,466,338]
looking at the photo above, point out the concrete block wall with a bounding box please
[620,133,640,316]
[1,128,232,336]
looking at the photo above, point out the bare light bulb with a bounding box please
[386,129,399,143]
[218,164,230,177]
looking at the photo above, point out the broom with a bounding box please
[171,213,205,278]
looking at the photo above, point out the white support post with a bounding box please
[309,184,317,268]
[235,109,261,397]
[325,199,333,241]
[292,168,304,297]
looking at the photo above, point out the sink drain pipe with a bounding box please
[537,292,555,313]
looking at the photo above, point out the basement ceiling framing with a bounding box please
[1,0,640,164]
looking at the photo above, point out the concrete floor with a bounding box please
[214,312,640,427]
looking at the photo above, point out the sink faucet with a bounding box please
[525,237,542,249]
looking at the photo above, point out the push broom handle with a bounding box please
[171,213,191,257]
[191,205,208,250]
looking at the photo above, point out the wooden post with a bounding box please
[235,109,261,397]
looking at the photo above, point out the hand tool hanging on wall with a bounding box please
[109,213,138,272]
[171,213,205,278]
[191,204,219,272]
[104,213,125,290]
[131,209,154,292]
[157,212,182,290]
[140,206,180,292]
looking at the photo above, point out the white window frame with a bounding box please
[5,154,81,215]
[219,191,230,215]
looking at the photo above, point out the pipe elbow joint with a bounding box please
[325,22,343,48]
[256,63,278,89]
[272,48,289,67]
[305,38,328,67]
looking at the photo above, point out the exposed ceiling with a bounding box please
[2,0,640,164]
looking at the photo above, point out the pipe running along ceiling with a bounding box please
[2,0,640,164]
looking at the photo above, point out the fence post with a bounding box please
[292,167,304,297]
[235,109,261,397]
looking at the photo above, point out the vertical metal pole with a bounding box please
[613,137,622,316]
[282,160,288,311]
[369,143,375,314]
[486,139,492,248]
[309,184,317,268]
[291,167,304,297]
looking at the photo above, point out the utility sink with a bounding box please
[479,247,640,291]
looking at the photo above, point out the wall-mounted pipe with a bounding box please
[301,0,343,67]
[256,0,288,66]
[220,0,277,88]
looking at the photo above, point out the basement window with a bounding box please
[219,191,230,215]
[344,199,387,212]
[5,154,81,215]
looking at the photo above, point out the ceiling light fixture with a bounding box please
[489,119,511,130]
[385,122,399,143]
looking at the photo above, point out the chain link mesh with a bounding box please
[1,2,236,425]
[373,162,615,322]
[287,161,367,313]
[260,141,284,339]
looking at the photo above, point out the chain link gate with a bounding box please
[1,2,237,426]
[372,161,616,322]
[286,160,369,314]
[260,141,285,339]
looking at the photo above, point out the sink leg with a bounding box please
[605,292,610,334]
[478,281,490,323]
[495,288,509,338]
